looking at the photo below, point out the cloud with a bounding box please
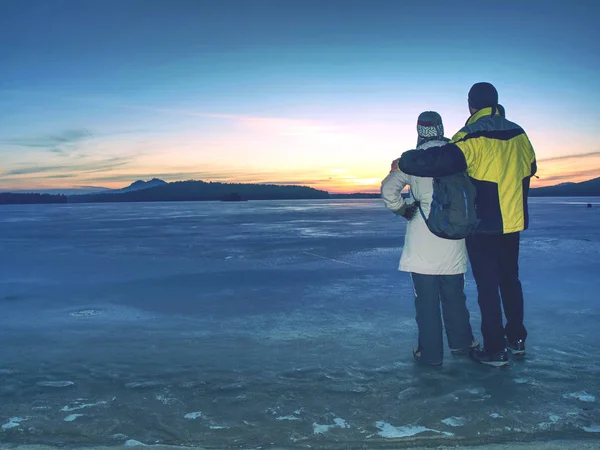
[536,167,600,183]
[4,129,93,154]
[538,151,600,162]
[44,174,76,179]
[2,157,130,177]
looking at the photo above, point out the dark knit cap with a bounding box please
[468,82,498,110]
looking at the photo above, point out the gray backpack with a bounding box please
[412,172,478,240]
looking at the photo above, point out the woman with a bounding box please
[381,111,478,366]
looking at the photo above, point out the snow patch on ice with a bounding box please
[563,391,596,402]
[333,418,348,428]
[452,387,490,401]
[37,380,74,388]
[490,413,503,419]
[312,418,349,434]
[64,414,84,422]
[467,387,486,395]
[155,394,178,405]
[397,386,420,400]
[375,421,453,438]
[441,416,466,427]
[276,415,300,421]
[61,400,108,412]
[125,381,163,389]
[184,412,203,420]
[1,417,26,430]
[583,425,600,433]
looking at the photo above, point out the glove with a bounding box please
[394,202,420,221]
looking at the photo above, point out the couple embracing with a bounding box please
[382,82,537,368]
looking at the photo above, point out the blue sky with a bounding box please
[1,0,599,192]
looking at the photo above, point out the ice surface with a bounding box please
[1,198,600,447]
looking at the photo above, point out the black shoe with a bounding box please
[450,339,480,355]
[506,338,526,356]
[413,346,442,366]
[469,348,509,367]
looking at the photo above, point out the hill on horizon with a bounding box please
[530,176,600,197]
[115,178,167,193]
[3,176,600,205]
[67,179,329,203]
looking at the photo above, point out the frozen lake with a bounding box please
[1,198,600,448]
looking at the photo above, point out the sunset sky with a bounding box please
[1,0,599,193]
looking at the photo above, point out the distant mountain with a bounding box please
[530,177,600,196]
[68,180,329,203]
[117,178,167,193]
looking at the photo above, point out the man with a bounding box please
[382,111,477,366]
[395,83,537,367]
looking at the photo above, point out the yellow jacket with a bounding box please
[399,107,537,234]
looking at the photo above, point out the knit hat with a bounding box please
[468,82,498,110]
[416,111,444,146]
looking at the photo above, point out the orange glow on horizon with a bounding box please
[2,141,599,194]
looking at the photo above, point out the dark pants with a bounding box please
[466,232,527,354]
[411,273,474,364]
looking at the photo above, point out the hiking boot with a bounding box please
[450,339,480,355]
[506,338,526,356]
[469,347,509,367]
[413,346,442,367]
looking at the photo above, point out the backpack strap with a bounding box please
[409,189,428,223]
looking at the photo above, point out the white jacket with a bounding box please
[381,139,467,275]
